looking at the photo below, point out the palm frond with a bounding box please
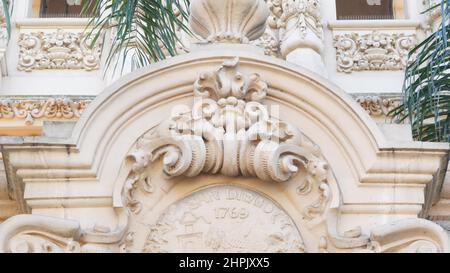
[83,0,191,75]
[391,0,450,142]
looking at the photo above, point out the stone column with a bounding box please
[277,0,325,76]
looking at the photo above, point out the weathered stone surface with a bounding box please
[143,185,304,253]
[0,0,449,254]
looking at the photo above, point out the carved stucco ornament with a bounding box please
[0,215,82,253]
[0,58,449,253]
[334,31,416,73]
[368,219,450,253]
[124,58,331,220]
[0,213,448,253]
[189,0,270,43]
[0,98,91,125]
[18,29,103,72]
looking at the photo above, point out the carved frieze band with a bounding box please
[353,94,402,119]
[0,95,399,126]
[334,31,416,73]
[18,29,103,72]
[0,97,93,125]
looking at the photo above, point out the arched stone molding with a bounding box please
[0,49,448,252]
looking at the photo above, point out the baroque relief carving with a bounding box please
[142,186,306,253]
[18,29,103,72]
[279,0,323,40]
[0,98,91,125]
[0,1,6,44]
[123,58,331,223]
[334,31,416,73]
[254,0,323,57]
[354,95,401,118]
[368,219,450,253]
[1,212,448,253]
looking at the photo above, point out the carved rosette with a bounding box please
[189,0,269,43]
[124,58,331,221]
[18,29,103,72]
[334,31,416,73]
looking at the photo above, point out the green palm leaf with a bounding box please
[392,0,450,142]
[82,0,191,75]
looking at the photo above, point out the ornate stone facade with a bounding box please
[0,97,91,125]
[334,31,416,73]
[0,0,448,254]
[18,29,103,72]
[0,95,398,129]
[1,55,448,253]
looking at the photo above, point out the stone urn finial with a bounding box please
[189,0,269,44]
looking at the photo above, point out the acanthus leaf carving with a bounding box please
[123,58,331,223]
[18,29,103,72]
[0,98,91,125]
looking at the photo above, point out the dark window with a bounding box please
[336,0,395,20]
[39,0,94,18]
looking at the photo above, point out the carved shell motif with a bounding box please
[189,0,270,43]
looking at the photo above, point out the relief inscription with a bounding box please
[143,186,305,253]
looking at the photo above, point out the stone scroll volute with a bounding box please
[117,58,344,253]
[115,58,450,253]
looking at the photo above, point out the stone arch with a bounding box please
[1,48,449,253]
